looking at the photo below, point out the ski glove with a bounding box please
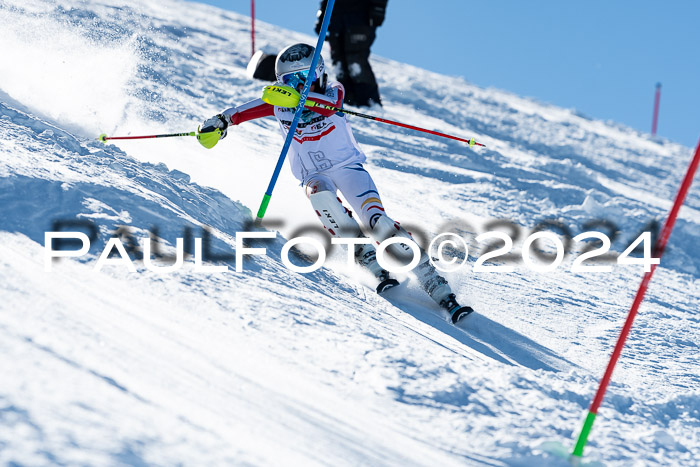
[200,114,229,139]
[197,114,228,149]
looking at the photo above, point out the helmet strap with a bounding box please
[318,72,328,92]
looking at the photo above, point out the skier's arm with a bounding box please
[223,98,275,125]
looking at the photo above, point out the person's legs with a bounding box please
[305,174,356,236]
[342,19,381,107]
[328,29,356,106]
[304,174,394,288]
[330,164,453,305]
[325,163,384,230]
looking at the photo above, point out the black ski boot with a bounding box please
[355,243,399,294]
[440,293,475,324]
[376,270,399,294]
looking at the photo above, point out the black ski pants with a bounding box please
[327,12,381,107]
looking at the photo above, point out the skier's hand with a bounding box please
[197,114,228,149]
[201,114,228,136]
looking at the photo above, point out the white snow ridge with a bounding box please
[1,0,698,466]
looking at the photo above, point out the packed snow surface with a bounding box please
[1,0,698,465]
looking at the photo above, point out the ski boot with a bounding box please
[440,293,475,324]
[415,259,474,324]
[375,270,400,293]
[355,243,399,293]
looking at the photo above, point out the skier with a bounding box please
[200,43,473,323]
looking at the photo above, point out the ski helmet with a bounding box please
[275,43,326,91]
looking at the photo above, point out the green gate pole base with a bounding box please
[572,411,597,460]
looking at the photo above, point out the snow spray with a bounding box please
[0,6,139,136]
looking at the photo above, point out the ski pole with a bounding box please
[254,0,336,224]
[310,102,485,148]
[261,85,485,148]
[98,130,221,149]
[98,131,196,143]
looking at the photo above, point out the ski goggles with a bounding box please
[282,69,317,89]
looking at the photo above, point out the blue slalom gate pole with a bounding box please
[255,0,336,223]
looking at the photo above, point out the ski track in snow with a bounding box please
[0,0,699,465]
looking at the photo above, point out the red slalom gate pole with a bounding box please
[652,83,661,136]
[571,137,700,462]
[251,0,255,58]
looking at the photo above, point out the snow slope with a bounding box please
[1,0,698,465]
